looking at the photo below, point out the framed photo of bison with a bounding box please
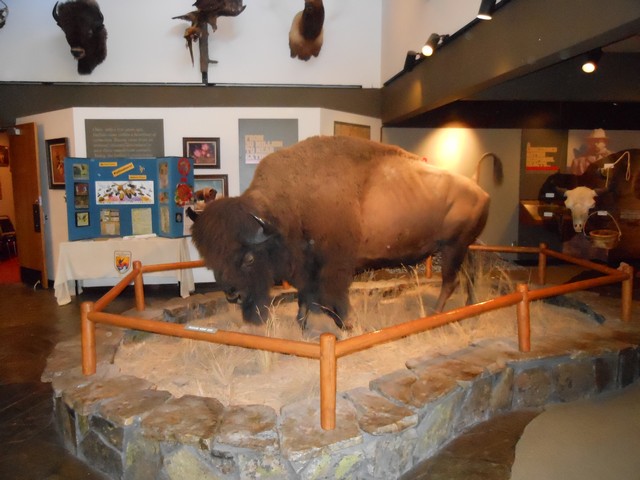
[194,174,228,210]
[46,138,68,189]
[183,137,220,169]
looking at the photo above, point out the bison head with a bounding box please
[53,0,107,75]
[191,198,288,325]
[562,186,603,233]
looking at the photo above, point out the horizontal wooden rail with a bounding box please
[87,309,320,360]
[94,265,142,312]
[470,244,540,255]
[542,247,625,276]
[335,292,523,358]
[528,272,628,301]
[140,259,205,274]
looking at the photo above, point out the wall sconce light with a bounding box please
[581,49,602,73]
[477,0,496,20]
[421,33,448,57]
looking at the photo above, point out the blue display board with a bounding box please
[64,157,194,240]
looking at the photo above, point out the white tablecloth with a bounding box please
[54,237,195,305]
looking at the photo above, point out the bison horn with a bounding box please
[186,207,199,222]
[249,214,274,245]
[52,2,60,23]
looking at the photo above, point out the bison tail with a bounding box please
[473,152,503,186]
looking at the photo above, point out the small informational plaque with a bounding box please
[85,119,164,158]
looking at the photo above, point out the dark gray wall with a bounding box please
[0,84,381,127]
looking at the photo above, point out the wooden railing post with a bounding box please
[620,263,634,322]
[516,283,531,352]
[320,333,337,430]
[81,301,97,375]
[133,260,145,311]
[538,243,547,285]
[425,256,433,279]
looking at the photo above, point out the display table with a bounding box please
[54,236,195,305]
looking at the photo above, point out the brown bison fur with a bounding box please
[191,135,490,330]
[289,0,324,61]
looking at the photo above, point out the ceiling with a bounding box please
[381,0,640,129]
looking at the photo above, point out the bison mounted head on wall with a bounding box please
[53,0,107,75]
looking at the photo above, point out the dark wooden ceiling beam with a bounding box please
[381,0,640,126]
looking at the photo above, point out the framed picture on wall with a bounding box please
[46,138,68,189]
[333,121,371,140]
[182,137,220,169]
[194,174,228,210]
[75,211,90,227]
[0,146,9,167]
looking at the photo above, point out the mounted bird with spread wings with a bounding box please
[173,0,246,84]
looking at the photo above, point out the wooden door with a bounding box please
[8,122,48,287]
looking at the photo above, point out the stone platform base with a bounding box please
[44,299,640,480]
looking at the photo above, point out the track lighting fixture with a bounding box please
[421,33,447,57]
[403,51,422,72]
[477,0,496,20]
[581,49,602,73]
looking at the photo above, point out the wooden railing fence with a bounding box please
[80,243,634,430]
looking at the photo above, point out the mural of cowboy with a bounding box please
[569,128,613,175]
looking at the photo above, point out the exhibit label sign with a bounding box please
[85,119,164,158]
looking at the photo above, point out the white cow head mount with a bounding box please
[559,185,608,233]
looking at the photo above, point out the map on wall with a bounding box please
[85,119,164,158]
[238,119,298,192]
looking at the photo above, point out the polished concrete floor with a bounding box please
[1,265,639,479]
[0,282,116,479]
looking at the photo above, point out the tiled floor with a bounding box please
[0,282,111,479]
[0,263,638,479]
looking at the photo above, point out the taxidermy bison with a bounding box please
[53,0,107,75]
[191,136,490,330]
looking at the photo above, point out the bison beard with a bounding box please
[191,136,490,330]
[53,0,107,75]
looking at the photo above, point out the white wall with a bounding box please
[380,0,505,83]
[18,107,381,282]
[0,1,511,89]
[0,0,382,87]
[383,127,522,249]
